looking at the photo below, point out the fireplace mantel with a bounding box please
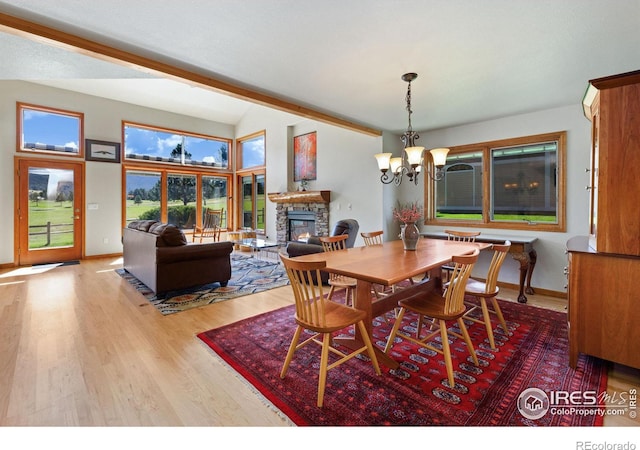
[268,190,330,204]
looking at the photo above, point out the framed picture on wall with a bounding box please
[85,139,121,163]
[293,131,317,181]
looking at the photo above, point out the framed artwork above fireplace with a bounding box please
[293,131,317,181]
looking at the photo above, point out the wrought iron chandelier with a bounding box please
[375,73,449,185]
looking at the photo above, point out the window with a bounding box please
[18,102,83,156]
[240,174,266,231]
[124,168,231,232]
[122,122,233,233]
[123,122,230,169]
[236,131,266,232]
[428,131,566,232]
[237,131,265,169]
[125,170,162,224]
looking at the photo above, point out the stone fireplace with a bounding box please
[268,191,330,246]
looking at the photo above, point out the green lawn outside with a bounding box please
[28,200,75,248]
[436,212,556,222]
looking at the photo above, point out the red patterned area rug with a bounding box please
[197,297,608,426]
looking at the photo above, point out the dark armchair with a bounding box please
[286,219,359,283]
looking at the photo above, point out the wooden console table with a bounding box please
[421,232,538,303]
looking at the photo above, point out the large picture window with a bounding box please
[124,168,231,232]
[123,122,230,169]
[428,131,566,232]
[18,102,83,156]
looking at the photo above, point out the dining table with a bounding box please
[291,237,490,368]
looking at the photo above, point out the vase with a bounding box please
[400,221,420,250]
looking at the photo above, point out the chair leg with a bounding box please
[357,321,381,375]
[457,317,479,366]
[384,308,406,353]
[491,297,509,335]
[317,332,331,408]
[479,298,496,350]
[280,325,303,378]
[439,320,455,388]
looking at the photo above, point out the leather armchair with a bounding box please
[287,219,359,255]
[286,219,359,283]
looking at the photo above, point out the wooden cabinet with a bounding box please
[568,69,640,369]
[566,237,640,369]
[582,69,640,255]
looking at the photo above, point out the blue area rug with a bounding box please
[117,254,289,315]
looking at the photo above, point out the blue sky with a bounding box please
[22,109,264,168]
[22,109,79,149]
[124,125,231,167]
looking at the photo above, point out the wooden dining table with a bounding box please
[291,238,489,368]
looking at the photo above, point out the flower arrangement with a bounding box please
[392,201,424,224]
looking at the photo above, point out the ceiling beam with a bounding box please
[0,12,382,137]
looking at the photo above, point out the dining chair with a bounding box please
[360,230,413,316]
[384,248,480,388]
[361,230,384,246]
[462,241,511,350]
[279,254,381,408]
[441,229,481,282]
[192,208,223,243]
[319,234,357,306]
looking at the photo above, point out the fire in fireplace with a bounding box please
[288,211,316,242]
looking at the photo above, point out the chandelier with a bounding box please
[374,73,449,185]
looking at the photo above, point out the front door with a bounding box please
[16,158,84,265]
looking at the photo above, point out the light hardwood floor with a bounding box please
[0,256,637,427]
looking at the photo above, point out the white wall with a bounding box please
[235,104,383,247]
[421,104,592,294]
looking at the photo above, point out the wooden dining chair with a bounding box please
[384,248,480,388]
[462,241,511,350]
[279,254,381,408]
[361,230,384,246]
[319,234,357,306]
[441,229,481,282]
[192,208,223,243]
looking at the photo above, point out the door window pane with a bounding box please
[28,168,75,248]
[256,174,265,230]
[241,176,253,228]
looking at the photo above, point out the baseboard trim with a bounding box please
[496,280,566,299]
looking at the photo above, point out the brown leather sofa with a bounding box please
[123,220,233,294]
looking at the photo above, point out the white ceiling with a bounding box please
[1,0,639,135]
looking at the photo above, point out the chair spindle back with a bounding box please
[443,248,479,315]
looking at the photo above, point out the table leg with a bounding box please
[525,248,537,295]
[333,279,399,369]
[512,252,530,303]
